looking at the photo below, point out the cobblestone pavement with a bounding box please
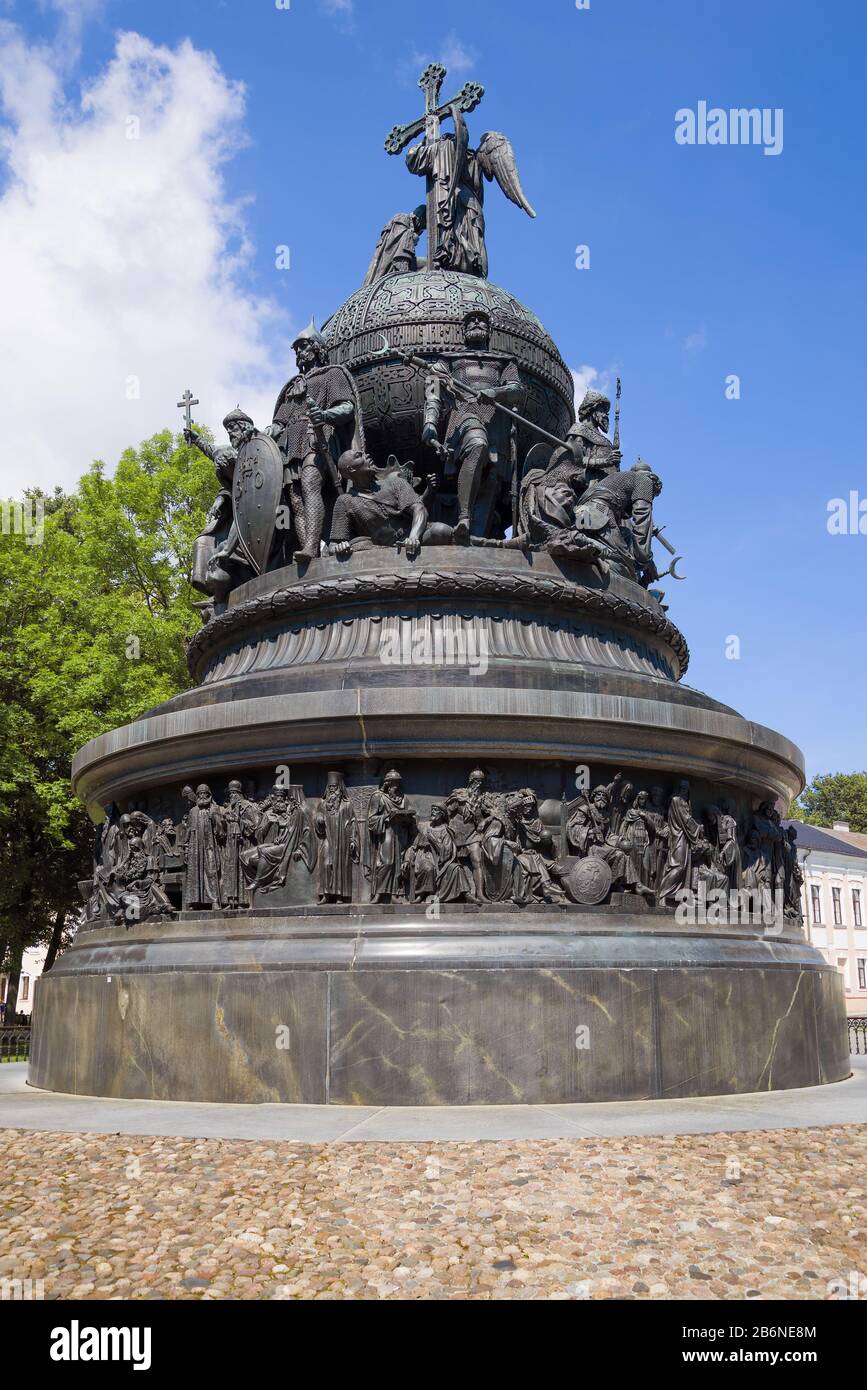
[1,1125,864,1300]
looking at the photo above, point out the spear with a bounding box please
[375,335,572,453]
[613,377,621,452]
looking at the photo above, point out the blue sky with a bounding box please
[2,0,866,779]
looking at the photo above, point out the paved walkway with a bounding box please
[0,1058,863,1141]
[1,1123,864,1299]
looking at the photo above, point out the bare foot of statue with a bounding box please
[453,516,470,544]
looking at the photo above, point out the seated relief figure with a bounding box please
[240,785,316,896]
[403,804,479,905]
[566,784,632,893]
[506,789,568,905]
[89,827,173,926]
[117,836,174,923]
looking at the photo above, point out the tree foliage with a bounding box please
[0,430,216,1000]
[788,772,867,834]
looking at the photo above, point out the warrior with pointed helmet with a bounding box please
[186,405,259,601]
[573,388,623,479]
[268,318,363,562]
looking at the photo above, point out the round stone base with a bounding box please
[30,911,849,1106]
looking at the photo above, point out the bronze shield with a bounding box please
[233,433,284,575]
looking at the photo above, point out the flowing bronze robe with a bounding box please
[183,801,223,909]
[368,790,416,899]
[315,793,357,900]
[656,794,703,904]
[242,801,315,894]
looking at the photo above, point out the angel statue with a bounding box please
[384,64,535,279]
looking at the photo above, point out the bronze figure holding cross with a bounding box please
[381,64,536,280]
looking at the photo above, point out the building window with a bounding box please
[811,885,822,923]
[20,976,29,1001]
[832,887,843,925]
[854,890,863,927]
[859,959,867,991]
[838,957,848,986]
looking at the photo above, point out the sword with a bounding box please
[652,528,686,580]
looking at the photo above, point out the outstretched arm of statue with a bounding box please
[405,499,428,559]
[202,490,232,535]
[406,139,434,176]
[328,495,355,558]
[184,428,216,463]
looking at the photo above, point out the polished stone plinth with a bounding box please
[30,910,849,1106]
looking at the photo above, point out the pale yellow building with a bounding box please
[785,820,867,1018]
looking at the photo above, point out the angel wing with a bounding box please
[476,131,536,218]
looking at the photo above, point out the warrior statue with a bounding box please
[329,451,453,557]
[518,436,586,546]
[363,206,426,287]
[560,461,662,585]
[388,65,534,279]
[186,408,258,601]
[573,390,623,478]
[422,308,525,541]
[269,320,362,562]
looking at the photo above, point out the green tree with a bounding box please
[0,430,216,1016]
[788,772,867,834]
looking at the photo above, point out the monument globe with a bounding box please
[29,65,848,1105]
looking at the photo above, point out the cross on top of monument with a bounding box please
[177,388,199,432]
[383,66,485,157]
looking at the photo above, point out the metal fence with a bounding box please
[849,1017,867,1056]
[0,1028,30,1062]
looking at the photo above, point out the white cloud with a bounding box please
[683,326,707,354]
[0,19,291,494]
[41,0,107,67]
[406,32,478,82]
[321,0,354,12]
[571,365,608,403]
